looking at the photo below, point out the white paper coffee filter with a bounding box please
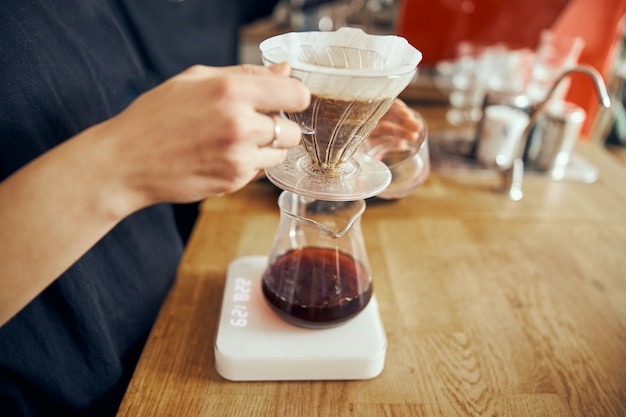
[260,27,422,100]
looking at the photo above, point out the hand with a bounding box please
[0,63,310,324]
[98,63,311,212]
[368,98,426,147]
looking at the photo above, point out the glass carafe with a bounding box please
[262,191,371,329]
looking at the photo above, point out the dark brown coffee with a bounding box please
[293,94,394,173]
[261,246,372,328]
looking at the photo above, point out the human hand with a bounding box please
[368,99,426,148]
[98,63,310,212]
[361,99,430,200]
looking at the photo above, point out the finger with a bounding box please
[377,100,405,124]
[182,63,289,78]
[226,64,310,112]
[225,62,291,77]
[180,64,310,113]
[252,76,310,113]
[370,120,420,142]
[384,101,422,130]
[254,147,289,170]
[203,72,309,114]
[268,62,291,76]
[256,113,302,149]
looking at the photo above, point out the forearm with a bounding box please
[0,63,310,326]
[0,125,131,326]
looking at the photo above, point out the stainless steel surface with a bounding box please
[495,64,611,199]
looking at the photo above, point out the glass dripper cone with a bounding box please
[260,27,422,201]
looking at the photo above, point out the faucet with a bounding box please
[496,64,612,200]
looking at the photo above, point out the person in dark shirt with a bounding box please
[0,1,309,416]
[0,1,421,416]
[116,0,282,81]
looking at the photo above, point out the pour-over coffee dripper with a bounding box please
[260,27,422,201]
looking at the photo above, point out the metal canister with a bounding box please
[473,90,532,167]
[525,101,586,173]
[473,90,532,158]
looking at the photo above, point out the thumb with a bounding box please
[267,62,291,76]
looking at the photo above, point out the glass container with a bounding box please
[262,191,371,328]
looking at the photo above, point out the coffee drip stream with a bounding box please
[259,28,422,328]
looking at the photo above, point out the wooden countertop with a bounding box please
[116,130,626,416]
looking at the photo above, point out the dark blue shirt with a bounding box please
[115,0,280,241]
[0,1,183,416]
[116,0,280,81]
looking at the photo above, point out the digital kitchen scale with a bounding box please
[214,256,387,381]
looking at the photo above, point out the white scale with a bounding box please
[214,256,387,381]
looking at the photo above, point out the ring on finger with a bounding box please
[269,114,281,148]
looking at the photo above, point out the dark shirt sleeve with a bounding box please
[114,0,281,81]
[112,0,280,242]
[0,3,183,416]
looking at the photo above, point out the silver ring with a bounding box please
[270,115,281,148]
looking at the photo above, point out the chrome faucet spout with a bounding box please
[543,65,611,109]
[495,65,611,200]
[517,65,611,161]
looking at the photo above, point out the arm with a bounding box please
[0,63,310,326]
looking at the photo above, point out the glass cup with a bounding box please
[526,30,585,104]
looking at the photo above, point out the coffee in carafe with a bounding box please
[261,193,371,328]
[262,246,372,328]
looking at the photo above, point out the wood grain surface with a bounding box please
[117,140,626,417]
